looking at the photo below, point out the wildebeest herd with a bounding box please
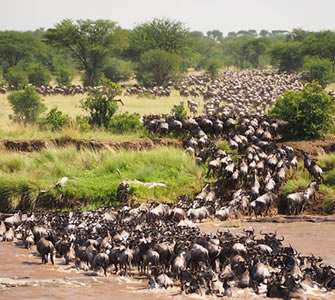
[1,70,334,298]
[1,207,335,299]
[144,70,323,220]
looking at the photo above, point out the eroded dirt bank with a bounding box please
[0,137,182,152]
[1,221,335,300]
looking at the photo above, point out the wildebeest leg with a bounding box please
[50,253,54,265]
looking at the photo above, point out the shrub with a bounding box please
[323,199,335,215]
[27,64,51,86]
[270,83,335,139]
[75,116,91,132]
[8,86,46,124]
[205,58,222,79]
[302,56,334,87]
[55,67,73,86]
[109,112,143,133]
[136,49,181,86]
[5,66,28,89]
[81,80,122,128]
[171,102,187,121]
[40,108,70,131]
[103,58,133,82]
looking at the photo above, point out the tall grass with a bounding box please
[0,147,204,212]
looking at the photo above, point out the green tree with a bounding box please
[129,19,188,58]
[207,30,223,42]
[5,65,28,89]
[8,86,46,123]
[270,83,335,139]
[271,42,304,72]
[205,58,222,78]
[81,80,122,127]
[302,56,334,87]
[136,49,181,86]
[0,31,49,71]
[55,66,74,86]
[103,58,133,82]
[45,19,119,86]
[27,63,51,86]
[242,38,267,68]
[302,31,335,69]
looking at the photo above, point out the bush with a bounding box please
[40,108,70,131]
[81,80,122,128]
[205,58,222,79]
[136,49,181,86]
[8,86,46,124]
[323,199,335,215]
[75,116,91,132]
[103,58,133,82]
[270,83,335,139]
[55,67,73,86]
[5,66,28,89]
[27,64,51,86]
[171,102,187,121]
[302,56,334,87]
[109,112,143,133]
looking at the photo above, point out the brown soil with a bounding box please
[281,136,335,156]
[0,137,182,152]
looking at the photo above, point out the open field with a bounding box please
[0,90,202,130]
[0,89,202,140]
[0,147,204,211]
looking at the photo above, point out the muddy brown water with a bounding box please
[0,221,335,300]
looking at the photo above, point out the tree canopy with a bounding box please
[45,19,119,86]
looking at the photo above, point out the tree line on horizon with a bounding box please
[0,19,334,88]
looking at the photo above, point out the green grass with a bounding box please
[283,153,335,214]
[0,147,204,212]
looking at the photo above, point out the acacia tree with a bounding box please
[45,19,118,86]
[129,19,188,58]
